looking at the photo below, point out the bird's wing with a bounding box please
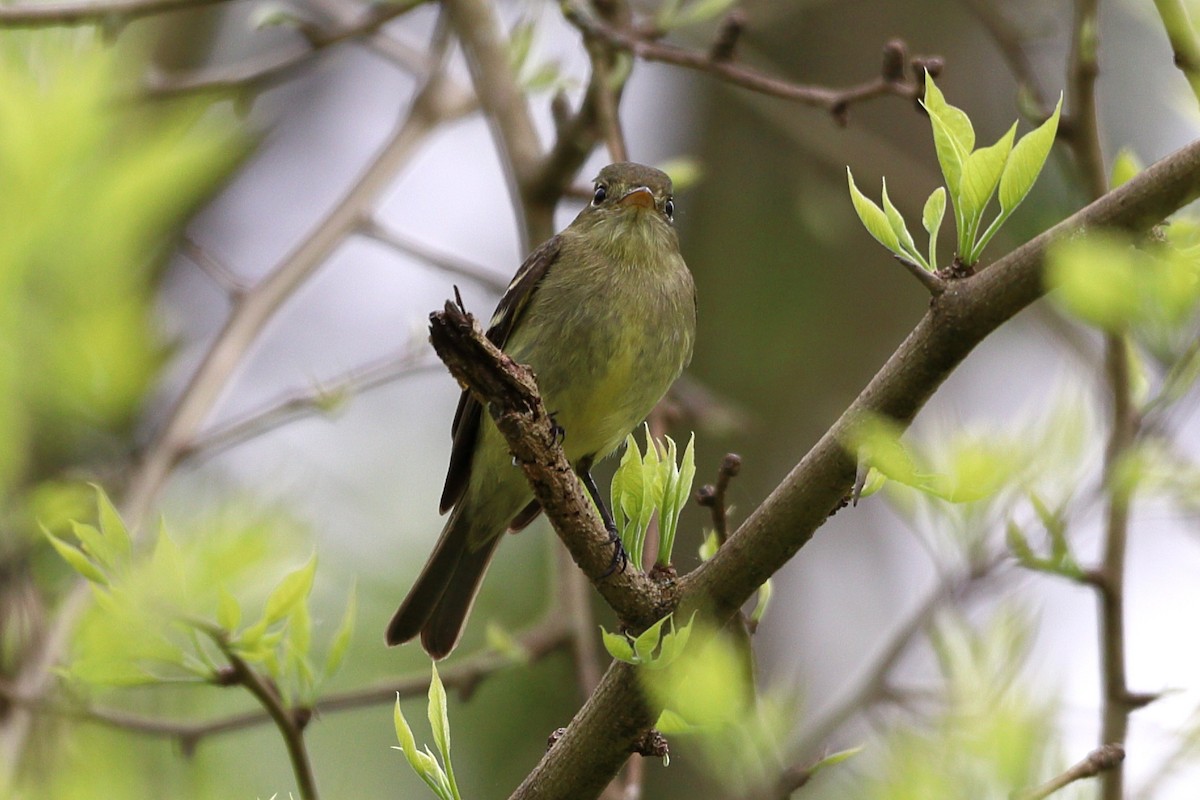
[438,234,564,514]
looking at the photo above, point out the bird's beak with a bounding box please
[618,186,655,209]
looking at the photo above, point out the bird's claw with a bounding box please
[600,524,628,578]
[548,411,566,446]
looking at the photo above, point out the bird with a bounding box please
[386,162,696,658]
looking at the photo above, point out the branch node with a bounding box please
[631,729,668,758]
[881,38,907,82]
[708,10,746,63]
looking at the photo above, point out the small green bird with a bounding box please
[386,162,696,658]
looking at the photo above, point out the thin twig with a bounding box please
[561,3,930,123]
[795,557,1002,757]
[0,0,235,26]
[220,644,319,800]
[2,618,570,749]
[695,453,742,545]
[360,219,508,292]
[143,0,429,97]
[1063,5,1143,797]
[181,236,248,297]
[1011,744,1125,800]
[181,350,441,464]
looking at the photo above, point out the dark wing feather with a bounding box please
[438,235,564,514]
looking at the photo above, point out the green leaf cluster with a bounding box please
[641,625,820,793]
[600,610,695,668]
[0,42,243,493]
[1047,227,1200,340]
[860,609,1056,799]
[609,426,696,570]
[393,666,463,800]
[847,75,1061,271]
[845,413,1027,505]
[49,489,353,701]
[1006,494,1083,581]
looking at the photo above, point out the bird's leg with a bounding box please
[577,456,627,577]
[548,411,566,446]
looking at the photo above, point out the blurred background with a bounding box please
[3,0,1200,797]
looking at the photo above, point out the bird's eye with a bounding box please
[592,184,607,205]
[664,198,675,220]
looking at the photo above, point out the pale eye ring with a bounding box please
[664,198,675,219]
[592,185,607,205]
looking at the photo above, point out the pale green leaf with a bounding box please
[958,122,1016,260]
[847,168,902,256]
[998,95,1062,215]
[922,187,946,268]
[922,75,975,191]
[1110,147,1142,188]
[809,745,864,774]
[44,528,107,584]
[633,614,671,663]
[217,587,241,632]
[70,522,112,570]
[670,0,739,28]
[323,583,357,679]
[263,555,316,625]
[698,530,719,561]
[750,578,773,625]
[881,178,927,268]
[428,664,451,765]
[289,597,312,657]
[601,626,636,663]
[92,484,131,563]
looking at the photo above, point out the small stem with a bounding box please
[1011,744,1125,800]
[222,648,319,800]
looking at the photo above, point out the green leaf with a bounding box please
[922,187,946,268]
[601,626,636,663]
[263,555,316,625]
[750,578,773,625]
[92,484,132,563]
[670,0,739,28]
[660,433,697,566]
[656,157,704,191]
[323,583,357,679]
[428,664,451,766]
[958,122,1016,262]
[217,587,241,632]
[809,745,864,774]
[44,528,107,584]
[847,168,902,257]
[508,19,535,75]
[633,614,670,663]
[881,178,928,269]
[289,597,312,658]
[70,522,112,570]
[1110,147,1142,188]
[698,529,719,561]
[922,74,975,192]
[998,95,1062,215]
[649,611,697,670]
[1006,520,1036,567]
[394,696,442,788]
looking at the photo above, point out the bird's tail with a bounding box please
[385,506,502,659]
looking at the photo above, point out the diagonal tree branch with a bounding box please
[505,138,1200,799]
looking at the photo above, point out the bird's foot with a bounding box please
[600,524,628,578]
[548,411,566,446]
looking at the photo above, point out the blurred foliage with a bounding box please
[393,665,463,800]
[641,624,813,796]
[0,37,243,495]
[857,608,1059,799]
